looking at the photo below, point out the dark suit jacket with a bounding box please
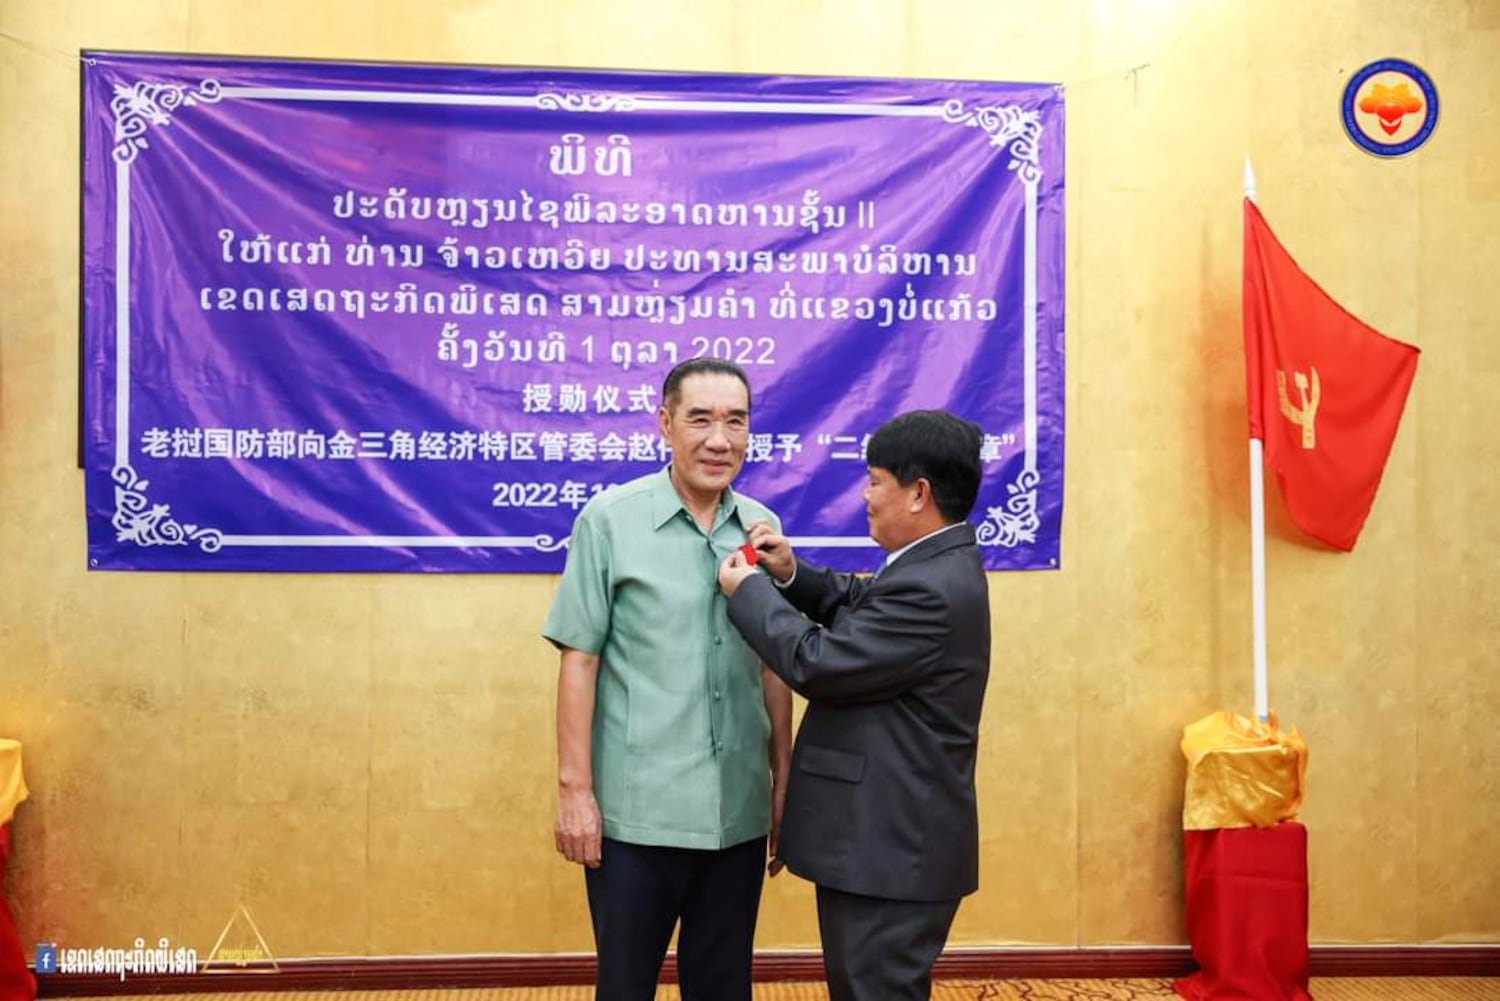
[727,523,990,902]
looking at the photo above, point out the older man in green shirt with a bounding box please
[541,358,792,1001]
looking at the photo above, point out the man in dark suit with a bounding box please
[717,409,991,1001]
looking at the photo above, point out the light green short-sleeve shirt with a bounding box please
[542,467,781,850]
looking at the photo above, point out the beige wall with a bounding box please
[2,0,1497,959]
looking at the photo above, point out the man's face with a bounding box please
[659,372,750,497]
[863,465,919,551]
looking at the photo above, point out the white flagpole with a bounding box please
[1245,157,1269,723]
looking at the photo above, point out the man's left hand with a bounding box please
[718,550,759,597]
[768,775,787,877]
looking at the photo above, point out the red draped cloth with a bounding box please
[1174,821,1311,1001]
[0,826,33,1001]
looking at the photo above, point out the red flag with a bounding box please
[1243,199,1419,551]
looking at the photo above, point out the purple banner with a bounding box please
[82,52,1065,572]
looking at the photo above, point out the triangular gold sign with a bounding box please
[199,903,279,973]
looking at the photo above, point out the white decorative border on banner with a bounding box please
[106,80,1050,556]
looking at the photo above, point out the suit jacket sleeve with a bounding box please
[728,570,946,705]
[779,557,874,627]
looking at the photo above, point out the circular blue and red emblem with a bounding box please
[1342,59,1439,158]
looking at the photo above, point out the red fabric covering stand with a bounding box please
[0,826,33,1001]
[1174,821,1311,1001]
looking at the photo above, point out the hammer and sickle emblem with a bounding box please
[1276,367,1320,449]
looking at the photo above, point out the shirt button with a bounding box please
[713,635,722,645]
[713,690,722,701]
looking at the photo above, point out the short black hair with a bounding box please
[661,358,752,414]
[866,410,983,523]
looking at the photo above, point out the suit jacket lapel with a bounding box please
[851,523,977,610]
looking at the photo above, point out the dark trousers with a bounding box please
[584,835,766,1001]
[815,884,961,1001]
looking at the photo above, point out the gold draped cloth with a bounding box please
[0,740,26,827]
[1181,712,1307,830]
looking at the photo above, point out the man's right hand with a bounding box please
[555,786,602,868]
[746,521,795,583]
